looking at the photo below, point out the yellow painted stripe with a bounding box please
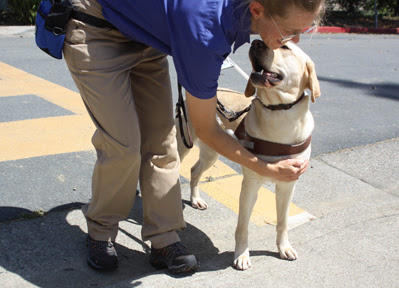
[179,145,237,181]
[0,62,87,114]
[199,175,306,226]
[180,147,310,226]
[0,115,94,162]
[0,62,95,161]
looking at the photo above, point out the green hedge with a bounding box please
[1,0,41,25]
[329,0,399,17]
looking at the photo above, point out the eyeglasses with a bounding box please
[269,14,317,44]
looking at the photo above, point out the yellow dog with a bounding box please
[177,39,320,270]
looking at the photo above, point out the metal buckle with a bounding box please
[52,26,64,35]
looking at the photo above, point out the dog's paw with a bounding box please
[191,196,208,210]
[278,244,298,260]
[234,249,252,270]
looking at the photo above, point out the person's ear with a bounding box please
[249,1,264,20]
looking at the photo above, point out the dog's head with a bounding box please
[244,40,321,103]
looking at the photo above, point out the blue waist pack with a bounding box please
[35,0,73,59]
[35,0,117,60]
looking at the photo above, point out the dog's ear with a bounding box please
[244,79,256,97]
[306,59,321,102]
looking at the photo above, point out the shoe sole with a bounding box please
[151,256,200,274]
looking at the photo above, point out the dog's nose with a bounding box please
[252,39,267,48]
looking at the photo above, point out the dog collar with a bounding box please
[255,92,306,111]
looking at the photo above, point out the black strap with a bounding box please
[175,82,194,149]
[71,10,117,30]
[43,0,74,35]
[216,99,252,122]
[37,8,47,20]
[256,93,305,111]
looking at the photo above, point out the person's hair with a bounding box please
[243,0,325,22]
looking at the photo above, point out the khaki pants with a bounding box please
[64,0,185,248]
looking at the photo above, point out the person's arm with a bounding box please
[185,92,309,182]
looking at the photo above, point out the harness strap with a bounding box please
[216,99,252,122]
[175,83,194,149]
[234,117,311,156]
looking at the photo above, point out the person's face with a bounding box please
[250,2,321,50]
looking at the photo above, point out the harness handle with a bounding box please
[175,82,194,149]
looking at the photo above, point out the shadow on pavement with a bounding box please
[0,194,279,287]
[318,76,399,101]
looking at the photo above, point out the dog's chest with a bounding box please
[244,98,314,144]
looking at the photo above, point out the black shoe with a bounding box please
[86,235,119,270]
[150,242,199,274]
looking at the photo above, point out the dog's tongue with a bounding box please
[265,72,280,83]
[250,71,281,87]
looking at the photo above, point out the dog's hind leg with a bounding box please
[275,181,298,260]
[189,140,220,210]
[234,170,263,270]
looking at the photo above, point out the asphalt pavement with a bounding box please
[0,26,398,287]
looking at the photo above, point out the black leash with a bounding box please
[175,82,194,149]
[175,86,253,148]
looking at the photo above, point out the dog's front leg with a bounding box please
[234,170,262,270]
[275,181,298,260]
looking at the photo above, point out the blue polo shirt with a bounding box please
[97,0,251,99]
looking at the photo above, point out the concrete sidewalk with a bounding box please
[0,137,398,287]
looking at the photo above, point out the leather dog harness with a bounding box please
[234,120,311,156]
[234,93,312,156]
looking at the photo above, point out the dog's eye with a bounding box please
[281,45,291,50]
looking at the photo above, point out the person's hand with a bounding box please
[265,158,309,182]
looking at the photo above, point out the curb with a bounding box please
[318,26,399,34]
[0,25,35,36]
